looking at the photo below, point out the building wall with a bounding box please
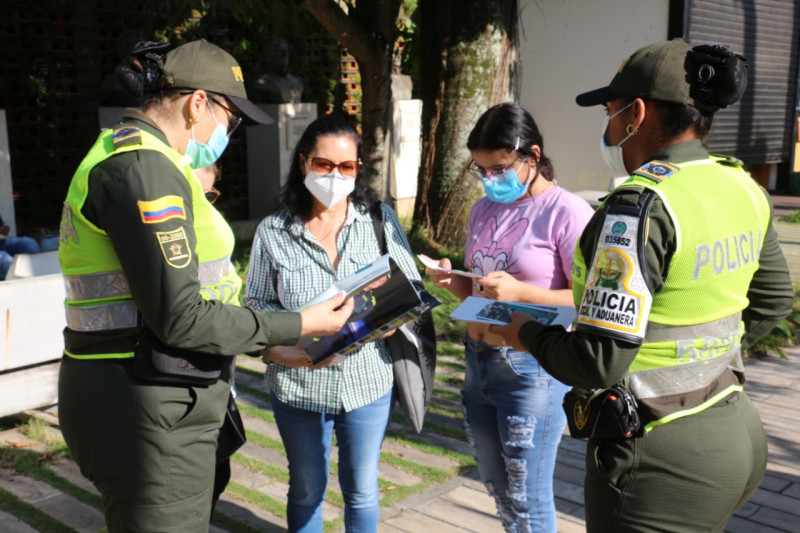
[517,0,669,194]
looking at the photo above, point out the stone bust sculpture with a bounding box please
[252,37,304,104]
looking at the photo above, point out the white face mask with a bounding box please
[304,170,356,208]
[600,102,635,177]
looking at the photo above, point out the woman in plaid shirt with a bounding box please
[245,114,419,533]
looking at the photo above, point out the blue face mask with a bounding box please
[482,168,527,203]
[185,101,229,169]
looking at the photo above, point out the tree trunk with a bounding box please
[414,0,518,247]
[295,0,401,201]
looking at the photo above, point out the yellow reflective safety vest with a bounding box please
[58,125,241,359]
[572,157,771,431]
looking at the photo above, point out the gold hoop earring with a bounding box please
[626,124,638,135]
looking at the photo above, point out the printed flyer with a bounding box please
[300,257,441,365]
[450,296,576,328]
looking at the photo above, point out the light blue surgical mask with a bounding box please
[482,168,528,203]
[185,101,229,169]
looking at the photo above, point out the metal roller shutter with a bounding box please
[684,0,800,166]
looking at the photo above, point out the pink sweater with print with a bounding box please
[465,186,594,295]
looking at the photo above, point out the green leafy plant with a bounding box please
[778,209,800,224]
[746,287,800,359]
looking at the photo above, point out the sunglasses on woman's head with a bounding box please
[307,157,362,178]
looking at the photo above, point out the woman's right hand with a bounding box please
[424,256,455,288]
[298,291,354,337]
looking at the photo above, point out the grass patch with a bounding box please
[746,287,800,359]
[437,342,466,357]
[437,360,466,372]
[0,487,75,533]
[235,365,265,380]
[435,373,464,387]
[778,209,800,224]
[384,431,474,470]
[433,388,462,402]
[236,382,272,403]
[0,447,101,510]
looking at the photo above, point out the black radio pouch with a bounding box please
[133,329,230,386]
[563,385,642,439]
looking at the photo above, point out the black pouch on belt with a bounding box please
[563,385,642,439]
[133,329,230,385]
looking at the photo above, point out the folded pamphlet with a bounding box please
[417,254,482,279]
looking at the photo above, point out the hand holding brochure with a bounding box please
[299,256,441,365]
[451,296,576,328]
[417,254,482,279]
[299,254,392,310]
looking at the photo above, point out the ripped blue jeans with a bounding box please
[462,337,568,533]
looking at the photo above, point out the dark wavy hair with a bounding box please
[280,114,376,221]
[466,102,555,182]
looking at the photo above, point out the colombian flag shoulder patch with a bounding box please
[138,196,186,224]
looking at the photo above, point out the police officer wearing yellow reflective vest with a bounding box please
[491,39,794,532]
[57,39,354,532]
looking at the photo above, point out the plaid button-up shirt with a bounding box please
[244,202,420,413]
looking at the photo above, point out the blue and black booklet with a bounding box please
[299,254,441,365]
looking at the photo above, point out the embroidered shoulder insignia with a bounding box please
[138,195,186,224]
[633,161,680,183]
[112,126,142,150]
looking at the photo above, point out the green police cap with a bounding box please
[161,39,273,124]
[576,38,693,107]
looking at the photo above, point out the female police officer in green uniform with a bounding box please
[492,39,794,532]
[57,39,354,532]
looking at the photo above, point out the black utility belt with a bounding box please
[133,329,231,386]
[563,385,643,440]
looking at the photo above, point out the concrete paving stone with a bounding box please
[383,509,479,533]
[381,438,460,471]
[378,462,423,486]
[747,487,800,517]
[554,460,586,485]
[461,477,485,492]
[237,440,288,470]
[377,521,407,532]
[0,428,47,454]
[209,524,227,533]
[744,505,800,533]
[0,510,39,533]
[782,481,800,499]
[555,498,585,519]
[0,470,105,532]
[214,494,287,533]
[554,512,588,533]
[553,478,584,506]
[45,457,100,496]
[440,484,498,517]
[408,429,472,457]
[724,515,789,533]
[758,474,793,494]
[733,499,760,518]
[228,462,343,523]
[418,497,502,532]
[238,412,282,442]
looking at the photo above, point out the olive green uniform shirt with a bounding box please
[518,140,794,388]
[69,108,301,357]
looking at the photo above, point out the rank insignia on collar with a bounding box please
[112,126,142,149]
[634,161,680,183]
[156,227,192,269]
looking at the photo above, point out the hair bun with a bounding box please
[115,39,171,97]
[686,44,748,114]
